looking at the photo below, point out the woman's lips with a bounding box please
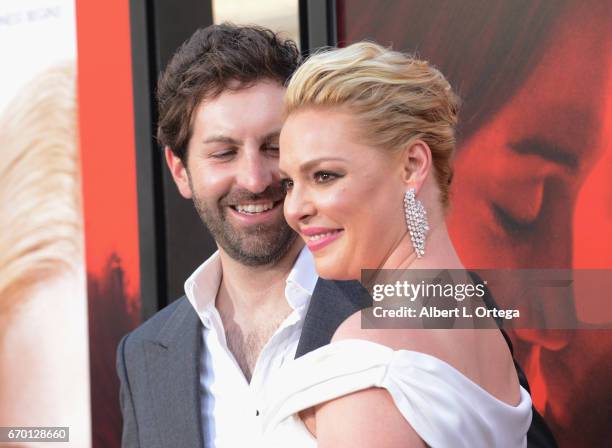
[300,227,344,252]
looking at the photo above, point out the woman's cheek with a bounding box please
[319,186,352,219]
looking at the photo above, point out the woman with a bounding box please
[335,2,612,444]
[261,42,532,447]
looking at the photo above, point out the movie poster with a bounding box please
[0,0,91,446]
[337,0,612,445]
[0,0,141,445]
[75,0,142,446]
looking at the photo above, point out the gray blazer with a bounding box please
[116,278,556,447]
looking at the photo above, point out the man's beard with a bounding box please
[190,183,297,266]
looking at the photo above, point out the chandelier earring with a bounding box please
[404,188,429,258]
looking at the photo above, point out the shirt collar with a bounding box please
[285,246,318,311]
[184,246,318,325]
[184,251,222,324]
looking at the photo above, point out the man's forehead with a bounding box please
[198,78,286,107]
[191,80,286,142]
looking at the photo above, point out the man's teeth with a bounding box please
[234,202,274,213]
[309,231,337,241]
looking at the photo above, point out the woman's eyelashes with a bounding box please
[280,177,294,192]
[492,203,538,235]
[491,193,546,236]
[281,170,344,192]
[313,170,341,184]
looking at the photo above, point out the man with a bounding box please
[117,24,318,448]
[117,23,556,448]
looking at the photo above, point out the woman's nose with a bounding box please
[283,184,316,227]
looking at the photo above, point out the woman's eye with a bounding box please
[280,178,294,191]
[313,171,339,184]
[490,179,548,237]
[492,202,540,236]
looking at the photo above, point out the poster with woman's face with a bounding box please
[0,2,141,445]
[0,1,91,446]
[337,0,612,445]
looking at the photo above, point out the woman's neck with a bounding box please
[381,219,463,271]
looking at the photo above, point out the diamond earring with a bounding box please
[404,188,429,258]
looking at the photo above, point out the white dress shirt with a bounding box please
[184,247,318,448]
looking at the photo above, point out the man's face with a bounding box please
[166,80,297,266]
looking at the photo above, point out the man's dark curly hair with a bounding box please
[157,23,301,161]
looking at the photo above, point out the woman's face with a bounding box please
[279,108,406,280]
[448,10,610,271]
[446,6,611,353]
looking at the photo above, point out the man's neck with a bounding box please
[214,240,305,382]
[216,240,304,314]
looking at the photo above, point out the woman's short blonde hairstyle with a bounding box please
[285,42,460,207]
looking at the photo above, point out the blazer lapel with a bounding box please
[296,279,372,358]
[143,299,204,447]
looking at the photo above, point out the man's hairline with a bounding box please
[176,76,289,165]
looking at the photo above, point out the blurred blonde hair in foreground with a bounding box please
[0,63,91,446]
[0,63,81,316]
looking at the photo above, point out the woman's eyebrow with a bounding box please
[510,138,578,171]
[298,157,347,173]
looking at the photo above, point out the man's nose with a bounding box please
[235,152,275,194]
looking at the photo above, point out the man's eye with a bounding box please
[280,178,294,191]
[313,171,339,183]
[264,144,280,157]
[211,149,236,159]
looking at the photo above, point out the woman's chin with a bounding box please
[314,261,359,282]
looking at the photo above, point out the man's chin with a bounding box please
[218,227,298,266]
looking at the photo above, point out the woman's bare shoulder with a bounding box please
[332,311,520,405]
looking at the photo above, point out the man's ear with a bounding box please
[399,139,432,191]
[165,147,193,199]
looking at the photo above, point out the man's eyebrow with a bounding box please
[262,130,281,141]
[202,130,282,146]
[202,135,241,145]
[510,138,578,170]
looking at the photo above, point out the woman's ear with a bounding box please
[399,139,432,191]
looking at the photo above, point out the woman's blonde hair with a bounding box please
[285,42,460,207]
[0,63,82,315]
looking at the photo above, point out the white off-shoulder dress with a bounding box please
[260,339,532,448]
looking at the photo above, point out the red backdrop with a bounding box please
[76,1,141,446]
[337,0,612,446]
